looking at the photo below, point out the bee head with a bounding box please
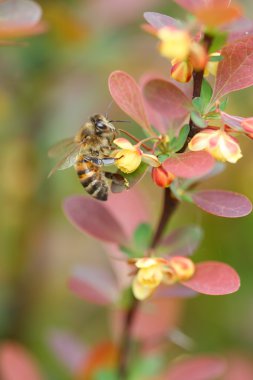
[90,114,116,135]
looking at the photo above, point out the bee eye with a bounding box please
[96,121,106,129]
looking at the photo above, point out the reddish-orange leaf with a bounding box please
[194,4,242,27]
[108,71,154,135]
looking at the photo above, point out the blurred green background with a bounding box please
[0,0,253,378]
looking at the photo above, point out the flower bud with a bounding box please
[189,41,208,71]
[169,256,195,281]
[189,128,242,164]
[152,165,175,188]
[171,59,193,83]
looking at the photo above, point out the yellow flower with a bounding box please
[112,138,160,174]
[188,128,242,164]
[157,27,191,61]
[131,257,195,300]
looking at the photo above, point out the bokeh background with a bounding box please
[0,0,253,378]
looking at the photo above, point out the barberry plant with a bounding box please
[62,0,253,378]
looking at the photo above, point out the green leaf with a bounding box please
[120,245,139,258]
[130,355,164,380]
[192,97,204,114]
[190,111,206,128]
[170,124,190,153]
[209,54,223,62]
[134,223,153,251]
[209,31,228,53]
[220,97,228,111]
[95,369,118,380]
[200,79,213,111]
[158,154,170,163]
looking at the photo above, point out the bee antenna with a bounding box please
[105,99,114,119]
[109,120,130,123]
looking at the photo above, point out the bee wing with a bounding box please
[48,138,76,158]
[48,145,81,178]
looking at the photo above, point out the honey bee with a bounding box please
[48,114,128,201]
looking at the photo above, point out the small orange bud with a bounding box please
[169,256,195,281]
[189,42,208,71]
[152,165,175,188]
[171,59,193,83]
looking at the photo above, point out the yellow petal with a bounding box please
[132,276,154,300]
[114,149,142,173]
[142,153,161,167]
[113,138,134,149]
[157,27,191,61]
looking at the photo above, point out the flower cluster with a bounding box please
[130,257,195,300]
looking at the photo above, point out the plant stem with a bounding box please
[117,33,213,380]
[118,189,177,379]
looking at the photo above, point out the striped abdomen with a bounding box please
[75,155,109,201]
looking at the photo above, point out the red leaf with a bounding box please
[0,342,43,380]
[165,355,226,380]
[163,151,215,179]
[221,111,244,131]
[143,79,191,126]
[183,261,240,295]
[63,196,128,244]
[212,36,253,102]
[68,266,117,305]
[161,225,203,256]
[143,12,182,29]
[192,190,252,218]
[108,71,154,135]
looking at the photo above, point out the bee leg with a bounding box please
[104,172,129,193]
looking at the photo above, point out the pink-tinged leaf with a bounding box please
[105,189,149,239]
[163,151,215,179]
[224,18,253,42]
[112,298,182,341]
[212,36,253,102]
[48,330,88,373]
[192,190,252,218]
[63,196,128,244]
[155,284,197,298]
[221,111,245,131]
[68,266,118,305]
[0,342,43,380]
[165,355,226,380]
[183,261,240,295]
[143,12,182,29]
[108,71,154,135]
[225,356,253,380]
[161,225,203,256]
[143,79,191,125]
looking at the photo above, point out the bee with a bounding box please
[48,114,128,201]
